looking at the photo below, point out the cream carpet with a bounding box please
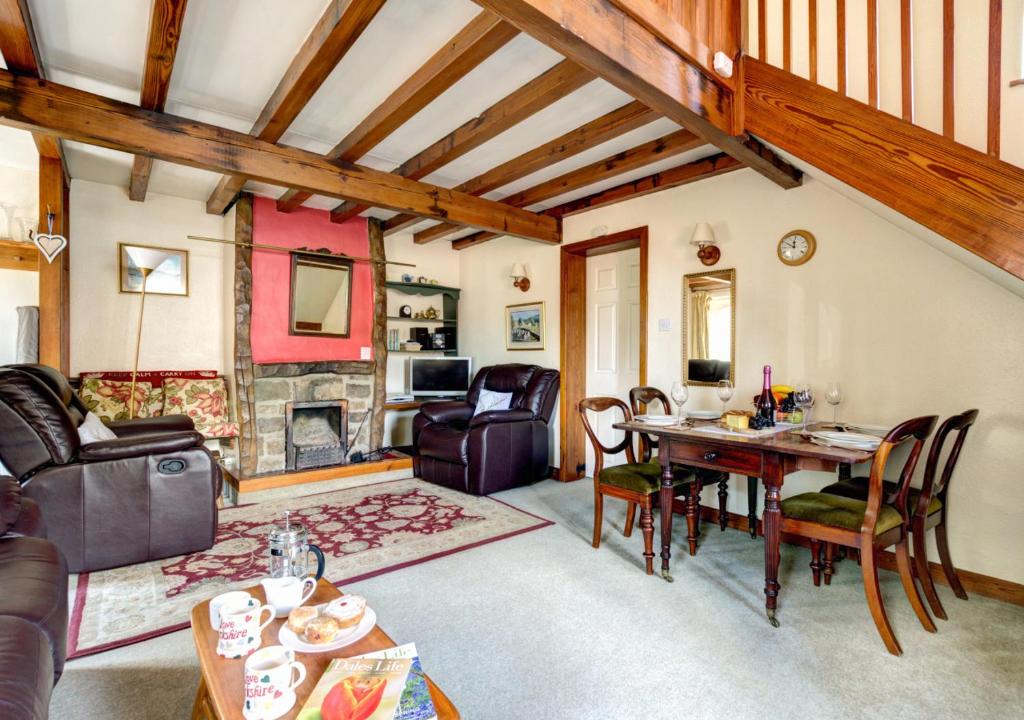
[52,478,1024,720]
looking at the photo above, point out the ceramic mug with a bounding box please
[243,645,306,720]
[217,598,275,659]
[260,576,316,618]
[209,590,253,630]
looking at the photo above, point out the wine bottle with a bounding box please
[756,365,777,426]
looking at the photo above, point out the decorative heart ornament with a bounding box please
[32,232,67,264]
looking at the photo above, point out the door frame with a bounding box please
[559,226,648,481]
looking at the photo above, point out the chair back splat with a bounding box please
[629,386,671,462]
[865,415,938,535]
[578,397,636,479]
[916,409,979,517]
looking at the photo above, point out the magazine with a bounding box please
[297,655,412,720]
[357,644,437,720]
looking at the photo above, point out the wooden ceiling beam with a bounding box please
[205,0,389,214]
[129,0,189,202]
[0,69,560,243]
[385,99,656,236]
[0,0,68,180]
[471,0,801,189]
[329,58,593,224]
[452,152,742,250]
[417,128,702,245]
[277,11,518,213]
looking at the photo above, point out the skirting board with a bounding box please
[694,506,1024,608]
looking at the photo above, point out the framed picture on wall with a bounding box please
[506,301,545,351]
[119,243,189,296]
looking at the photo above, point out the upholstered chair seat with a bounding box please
[781,493,903,535]
[820,478,942,515]
[598,462,691,495]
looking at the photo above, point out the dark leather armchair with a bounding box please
[0,366,221,573]
[413,364,559,496]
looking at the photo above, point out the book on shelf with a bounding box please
[297,655,412,720]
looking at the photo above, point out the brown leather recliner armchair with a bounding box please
[0,366,221,573]
[413,364,559,496]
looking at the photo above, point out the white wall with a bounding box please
[456,168,1024,585]
[69,180,231,374]
[0,269,38,364]
[0,163,39,234]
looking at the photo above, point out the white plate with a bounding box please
[687,410,722,420]
[811,431,881,449]
[635,414,677,425]
[278,606,377,654]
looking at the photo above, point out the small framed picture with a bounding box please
[119,243,189,296]
[506,301,545,351]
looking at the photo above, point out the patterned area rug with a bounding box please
[67,478,552,658]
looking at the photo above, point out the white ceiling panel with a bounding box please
[63,141,134,187]
[146,162,226,202]
[285,0,481,155]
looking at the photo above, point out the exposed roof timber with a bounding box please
[276,11,519,213]
[129,0,189,202]
[329,58,594,224]
[0,0,68,179]
[471,0,801,189]
[385,99,657,237]
[744,58,1024,281]
[0,69,559,243]
[452,152,743,250]
[414,128,703,244]
[205,0,389,214]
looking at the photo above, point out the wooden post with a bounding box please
[368,218,388,452]
[987,0,1001,157]
[37,155,69,374]
[232,193,258,477]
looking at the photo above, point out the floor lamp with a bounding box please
[125,247,171,419]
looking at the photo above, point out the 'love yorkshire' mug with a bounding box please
[209,590,253,630]
[217,598,274,659]
[243,645,306,720]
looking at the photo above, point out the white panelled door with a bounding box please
[584,248,641,477]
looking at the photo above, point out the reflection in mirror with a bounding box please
[682,268,735,386]
[289,253,354,338]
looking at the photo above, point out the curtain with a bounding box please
[16,306,38,363]
[689,291,711,360]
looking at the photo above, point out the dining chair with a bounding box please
[629,386,737,534]
[779,415,939,655]
[819,409,979,620]
[578,397,696,575]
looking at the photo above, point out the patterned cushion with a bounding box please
[79,379,158,422]
[781,493,903,535]
[820,478,942,515]
[598,462,692,495]
[162,378,234,438]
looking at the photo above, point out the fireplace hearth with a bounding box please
[285,399,348,470]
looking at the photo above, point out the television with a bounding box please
[409,357,472,397]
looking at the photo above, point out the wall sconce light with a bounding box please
[690,222,721,266]
[510,262,530,292]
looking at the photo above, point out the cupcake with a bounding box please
[287,606,318,635]
[324,595,367,629]
[304,616,341,644]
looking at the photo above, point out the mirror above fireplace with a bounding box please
[289,252,354,337]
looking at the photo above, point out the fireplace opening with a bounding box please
[285,399,348,470]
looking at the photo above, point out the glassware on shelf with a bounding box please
[793,383,814,432]
[716,379,734,416]
[670,381,689,425]
[825,382,843,426]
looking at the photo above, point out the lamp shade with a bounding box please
[510,262,527,278]
[690,222,716,246]
[125,246,172,272]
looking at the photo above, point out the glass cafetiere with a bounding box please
[268,511,325,580]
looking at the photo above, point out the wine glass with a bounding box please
[793,383,814,432]
[825,382,843,427]
[716,379,734,416]
[670,381,689,425]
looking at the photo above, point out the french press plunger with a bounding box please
[268,511,325,580]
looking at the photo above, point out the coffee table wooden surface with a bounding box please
[189,578,460,720]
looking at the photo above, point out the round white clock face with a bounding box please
[778,231,816,265]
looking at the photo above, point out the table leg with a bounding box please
[838,462,852,481]
[659,460,674,582]
[191,676,214,720]
[747,477,758,538]
[686,475,700,556]
[762,457,784,628]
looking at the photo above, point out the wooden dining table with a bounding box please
[613,419,876,627]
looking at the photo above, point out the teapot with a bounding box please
[268,511,325,581]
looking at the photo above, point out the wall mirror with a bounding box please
[682,268,735,386]
[289,253,354,338]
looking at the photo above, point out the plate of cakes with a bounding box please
[278,595,376,653]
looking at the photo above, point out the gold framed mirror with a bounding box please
[289,252,354,338]
[681,268,736,387]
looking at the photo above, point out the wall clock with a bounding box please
[777,230,816,266]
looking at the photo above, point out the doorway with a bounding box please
[559,227,648,481]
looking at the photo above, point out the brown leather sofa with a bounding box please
[0,365,222,573]
[413,364,559,495]
[1,476,68,720]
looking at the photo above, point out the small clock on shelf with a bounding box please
[777,230,816,266]
[398,305,412,318]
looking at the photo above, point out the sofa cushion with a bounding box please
[77,411,118,444]
[472,389,512,417]
[79,379,158,422]
[0,616,53,720]
[162,377,235,438]
[781,492,903,535]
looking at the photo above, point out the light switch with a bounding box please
[658,319,671,332]
[360,346,371,360]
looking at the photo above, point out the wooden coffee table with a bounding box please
[189,579,460,719]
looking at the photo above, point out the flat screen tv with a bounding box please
[409,357,472,397]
